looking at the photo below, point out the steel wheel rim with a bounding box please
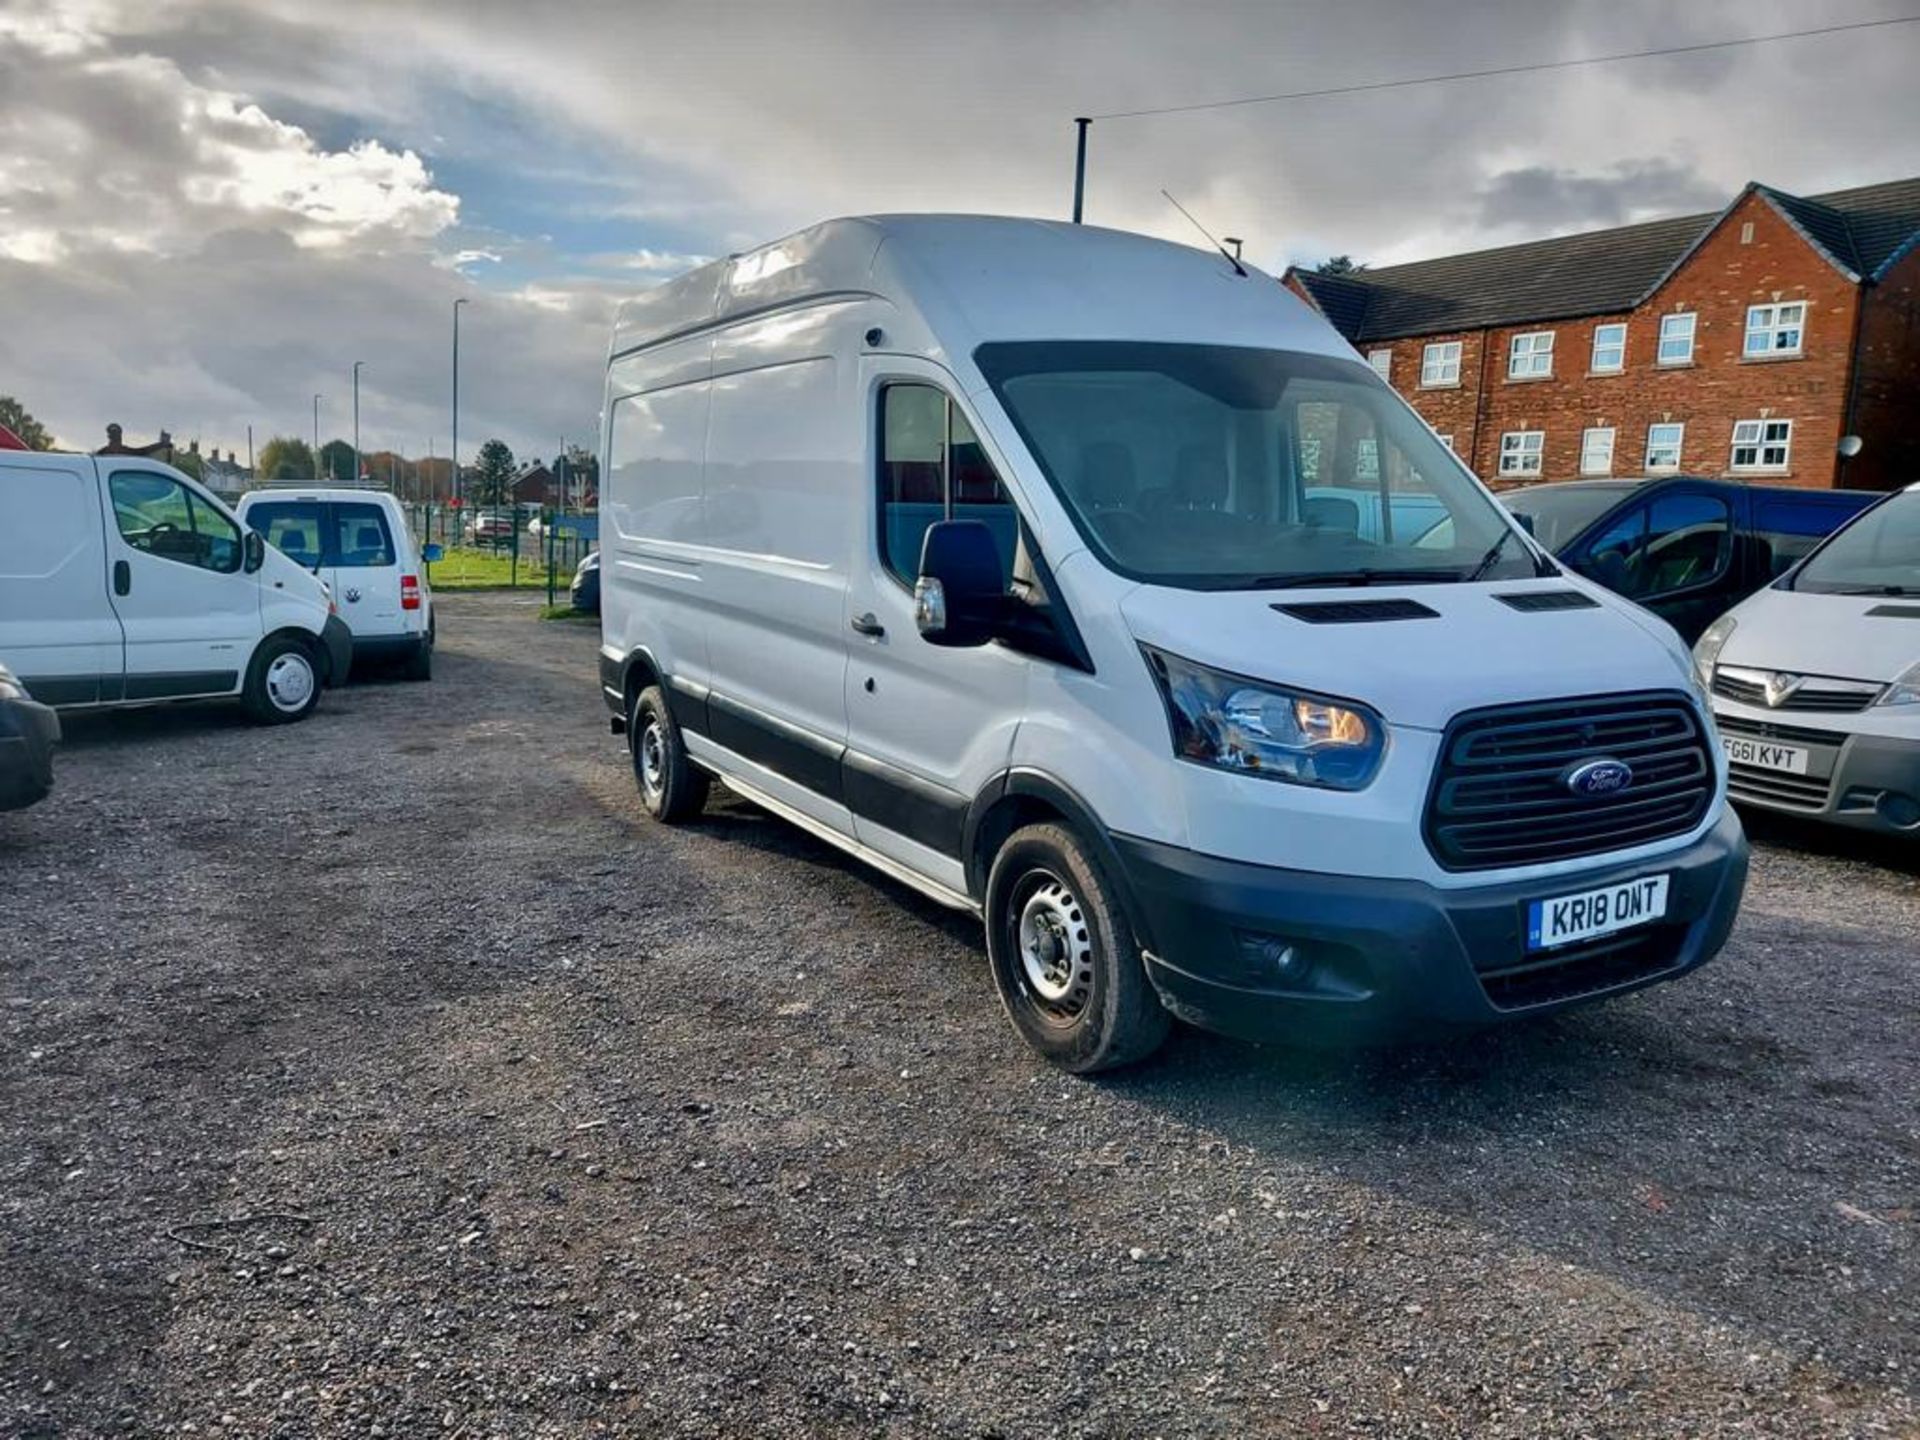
[638,718,666,803]
[265,652,315,712]
[1015,871,1094,1023]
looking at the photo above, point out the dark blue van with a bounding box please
[1500,478,1881,642]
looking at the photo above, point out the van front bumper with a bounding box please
[1118,807,1747,1047]
[0,694,60,811]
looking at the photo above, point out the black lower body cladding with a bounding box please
[1118,807,1748,1046]
[0,694,61,811]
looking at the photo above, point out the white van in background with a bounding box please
[1696,481,1920,836]
[0,451,350,723]
[237,487,438,680]
[598,216,1748,1071]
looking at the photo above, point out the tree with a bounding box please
[257,436,316,481]
[0,396,52,449]
[1315,255,1367,276]
[318,439,356,482]
[472,438,517,507]
[171,449,205,482]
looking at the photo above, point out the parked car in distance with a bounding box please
[1696,481,1920,836]
[598,214,1747,1073]
[0,450,349,724]
[238,487,439,681]
[1498,477,1879,643]
[0,662,59,811]
[570,549,601,614]
[464,512,518,548]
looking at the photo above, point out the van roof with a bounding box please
[239,488,400,506]
[610,214,1352,364]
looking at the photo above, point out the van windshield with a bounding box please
[1789,489,1920,595]
[975,341,1539,590]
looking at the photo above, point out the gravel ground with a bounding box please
[2,590,1916,1439]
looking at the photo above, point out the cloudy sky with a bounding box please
[3,0,1918,464]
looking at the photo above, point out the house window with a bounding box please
[1420,341,1461,387]
[1645,422,1685,472]
[1731,418,1792,471]
[1498,431,1544,476]
[1744,303,1805,357]
[1657,313,1695,365]
[1580,427,1616,476]
[1366,348,1393,382]
[1507,331,1554,379]
[1590,323,1626,374]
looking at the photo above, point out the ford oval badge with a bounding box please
[1566,758,1633,797]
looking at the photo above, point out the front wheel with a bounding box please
[984,822,1171,1072]
[631,685,709,822]
[242,636,321,724]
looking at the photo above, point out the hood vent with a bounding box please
[1866,604,1920,619]
[1496,589,1599,613]
[1272,598,1439,624]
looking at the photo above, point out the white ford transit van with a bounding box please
[236,487,439,680]
[0,451,350,723]
[598,216,1748,1070]
[1696,481,1920,836]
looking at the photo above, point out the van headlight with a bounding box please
[1142,647,1385,791]
[1692,615,1736,686]
[1874,659,1920,707]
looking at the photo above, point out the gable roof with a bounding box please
[1289,176,1920,343]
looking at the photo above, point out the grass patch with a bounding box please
[538,603,596,622]
[426,546,557,590]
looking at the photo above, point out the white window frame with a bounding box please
[1498,430,1545,476]
[1579,426,1616,476]
[1507,331,1554,380]
[1435,433,1455,452]
[1420,341,1462,387]
[1590,323,1627,374]
[1743,302,1805,358]
[1731,418,1792,471]
[1366,348,1393,382]
[1657,313,1695,366]
[1645,422,1685,472]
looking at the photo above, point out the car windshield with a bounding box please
[975,341,1538,590]
[1503,482,1639,550]
[1790,489,1920,595]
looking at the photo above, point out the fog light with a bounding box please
[1236,932,1315,983]
[1876,792,1920,829]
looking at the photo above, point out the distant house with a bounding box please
[95,422,173,462]
[199,448,253,497]
[510,460,560,507]
[1284,176,1920,492]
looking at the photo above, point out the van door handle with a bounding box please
[850,612,885,638]
[113,560,130,596]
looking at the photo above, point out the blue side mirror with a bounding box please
[422,542,444,563]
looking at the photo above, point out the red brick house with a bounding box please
[1284,177,1920,492]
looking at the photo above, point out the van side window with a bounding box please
[878,384,1013,586]
[109,471,240,574]
[332,503,396,567]
[1580,494,1730,599]
[1755,498,1842,578]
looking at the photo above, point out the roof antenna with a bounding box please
[1161,189,1247,276]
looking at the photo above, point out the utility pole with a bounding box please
[1071,118,1090,223]
[312,394,321,478]
[246,424,254,479]
[451,297,469,511]
[352,360,365,484]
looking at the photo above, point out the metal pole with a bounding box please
[352,360,365,484]
[452,298,468,515]
[312,394,321,478]
[1071,117,1090,223]
[246,424,254,479]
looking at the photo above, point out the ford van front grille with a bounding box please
[1424,692,1713,871]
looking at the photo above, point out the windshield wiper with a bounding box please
[1253,568,1463,590]
[1817,583,1920,596]
[1465,530,1513,583]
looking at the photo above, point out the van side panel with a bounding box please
[603,337,716,709]
[0,456,123,704]
[696,304,863,817]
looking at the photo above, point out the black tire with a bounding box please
[242,634,322,724]
[403,621,434,682]
[631,685,709,822]
[984,822,1171,1073]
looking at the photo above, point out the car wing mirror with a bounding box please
[243,529,266,574]
[421,542,444,563]
[914,520,1005,648]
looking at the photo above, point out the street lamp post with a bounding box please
[312,393,322,479]
[352,360,365,485]
[451,298,469,512]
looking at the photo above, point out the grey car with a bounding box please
[0,662,60,811]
